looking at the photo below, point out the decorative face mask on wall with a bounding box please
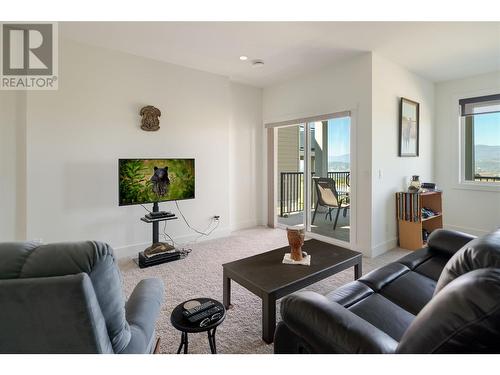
[140,105,161,131]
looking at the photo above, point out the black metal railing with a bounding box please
[475,174,500,182]
[279,171,350,217]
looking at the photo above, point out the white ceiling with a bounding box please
[61,22,500,87]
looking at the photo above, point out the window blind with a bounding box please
[459,94,500,117]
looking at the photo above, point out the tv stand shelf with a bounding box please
[140,216,178,223]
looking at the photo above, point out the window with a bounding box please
[460,94,500,184]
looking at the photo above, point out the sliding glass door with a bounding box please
[308,117,351,242]
[275,114,352,245]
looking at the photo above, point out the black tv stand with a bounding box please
[140,202,178,245]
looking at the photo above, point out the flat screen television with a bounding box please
[119,158,195,206]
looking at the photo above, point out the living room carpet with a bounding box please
[118,226,410,354]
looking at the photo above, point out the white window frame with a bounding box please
[454,89,500,192]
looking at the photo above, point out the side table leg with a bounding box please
[208,327,217,354]
[354,261,362,280]
[177,331,188,354]
[177,332,188,354]
[262,293,276,344]
[223,270,232,309]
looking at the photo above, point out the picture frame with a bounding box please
[399,97,420,157]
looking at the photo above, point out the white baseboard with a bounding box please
[371,237,398,258]
[113,226,232,259]
[443,224,490,237]
[230,219,259,231]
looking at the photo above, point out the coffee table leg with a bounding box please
[262,294,276,344]
[223,270,232,309]
[354,261,362,280]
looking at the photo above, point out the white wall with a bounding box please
[435,71,500,235]
[0,92,27,241]
[229,82,263,230]
[16,39,262,256]
[371,54,435,255]
[263,52,438,256]
[263,53,373,255]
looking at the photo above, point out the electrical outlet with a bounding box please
[213,215,220,220]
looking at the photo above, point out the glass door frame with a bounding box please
[270,110,357,250]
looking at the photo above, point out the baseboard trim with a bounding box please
[113,226,232,259]
[443,224,490,237]
[371,237,398,258]
[230,220,259,231]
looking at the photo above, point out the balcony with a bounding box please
[278,171,350,242]
[475,174,500,182]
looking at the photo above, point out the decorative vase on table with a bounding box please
[408,175,421,193]
[286,228,305,261]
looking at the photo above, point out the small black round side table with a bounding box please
[170,298,226,354]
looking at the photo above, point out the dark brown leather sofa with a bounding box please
[274,228,500,353]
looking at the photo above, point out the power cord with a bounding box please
[139,201,220,251]
[175,200,219,237]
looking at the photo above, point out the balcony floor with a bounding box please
[277,207,350,243]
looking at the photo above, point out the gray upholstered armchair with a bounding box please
[0,241,164,354]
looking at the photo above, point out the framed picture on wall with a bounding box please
[399,97,420,157]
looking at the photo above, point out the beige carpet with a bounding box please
[118,226,410,354]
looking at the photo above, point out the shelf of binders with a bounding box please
[396,191,443,251]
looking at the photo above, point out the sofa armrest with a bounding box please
[119,278,164,354]
[279,291,397,354]
[427,229,476,256]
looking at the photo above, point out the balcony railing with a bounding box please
[279,171,350,217]
[475,174,500,182]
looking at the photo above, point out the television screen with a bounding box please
[119,158,195,206]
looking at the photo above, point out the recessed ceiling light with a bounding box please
[239,55,248,61]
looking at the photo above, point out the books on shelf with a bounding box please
[396,192,420,222]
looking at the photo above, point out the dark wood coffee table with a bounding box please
[222,239,362,343]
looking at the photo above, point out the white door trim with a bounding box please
[271,107,358,250]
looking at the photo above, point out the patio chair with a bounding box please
[312,177,349,230]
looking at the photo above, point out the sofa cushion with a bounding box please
[380,271,436,315]
[397,247,433,270]
[0,241,41,279]
[427,229,476,257]
[326,281,373,308]
[1,241,131,353]
[348,293,415,341]
[397,268,500,353]
[357,263,409,291]
[413,255,449,281]
[435,229,500,295]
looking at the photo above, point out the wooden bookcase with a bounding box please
[396,191,443,250]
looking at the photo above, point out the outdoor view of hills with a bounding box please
[475,144,500,177]
[327,146,500,176]
[328,153,350,171]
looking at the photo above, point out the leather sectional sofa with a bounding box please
[274,228,500,353]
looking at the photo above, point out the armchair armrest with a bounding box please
[427,229,476,256]
[279,291,397,353]
[119,278,164,354]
